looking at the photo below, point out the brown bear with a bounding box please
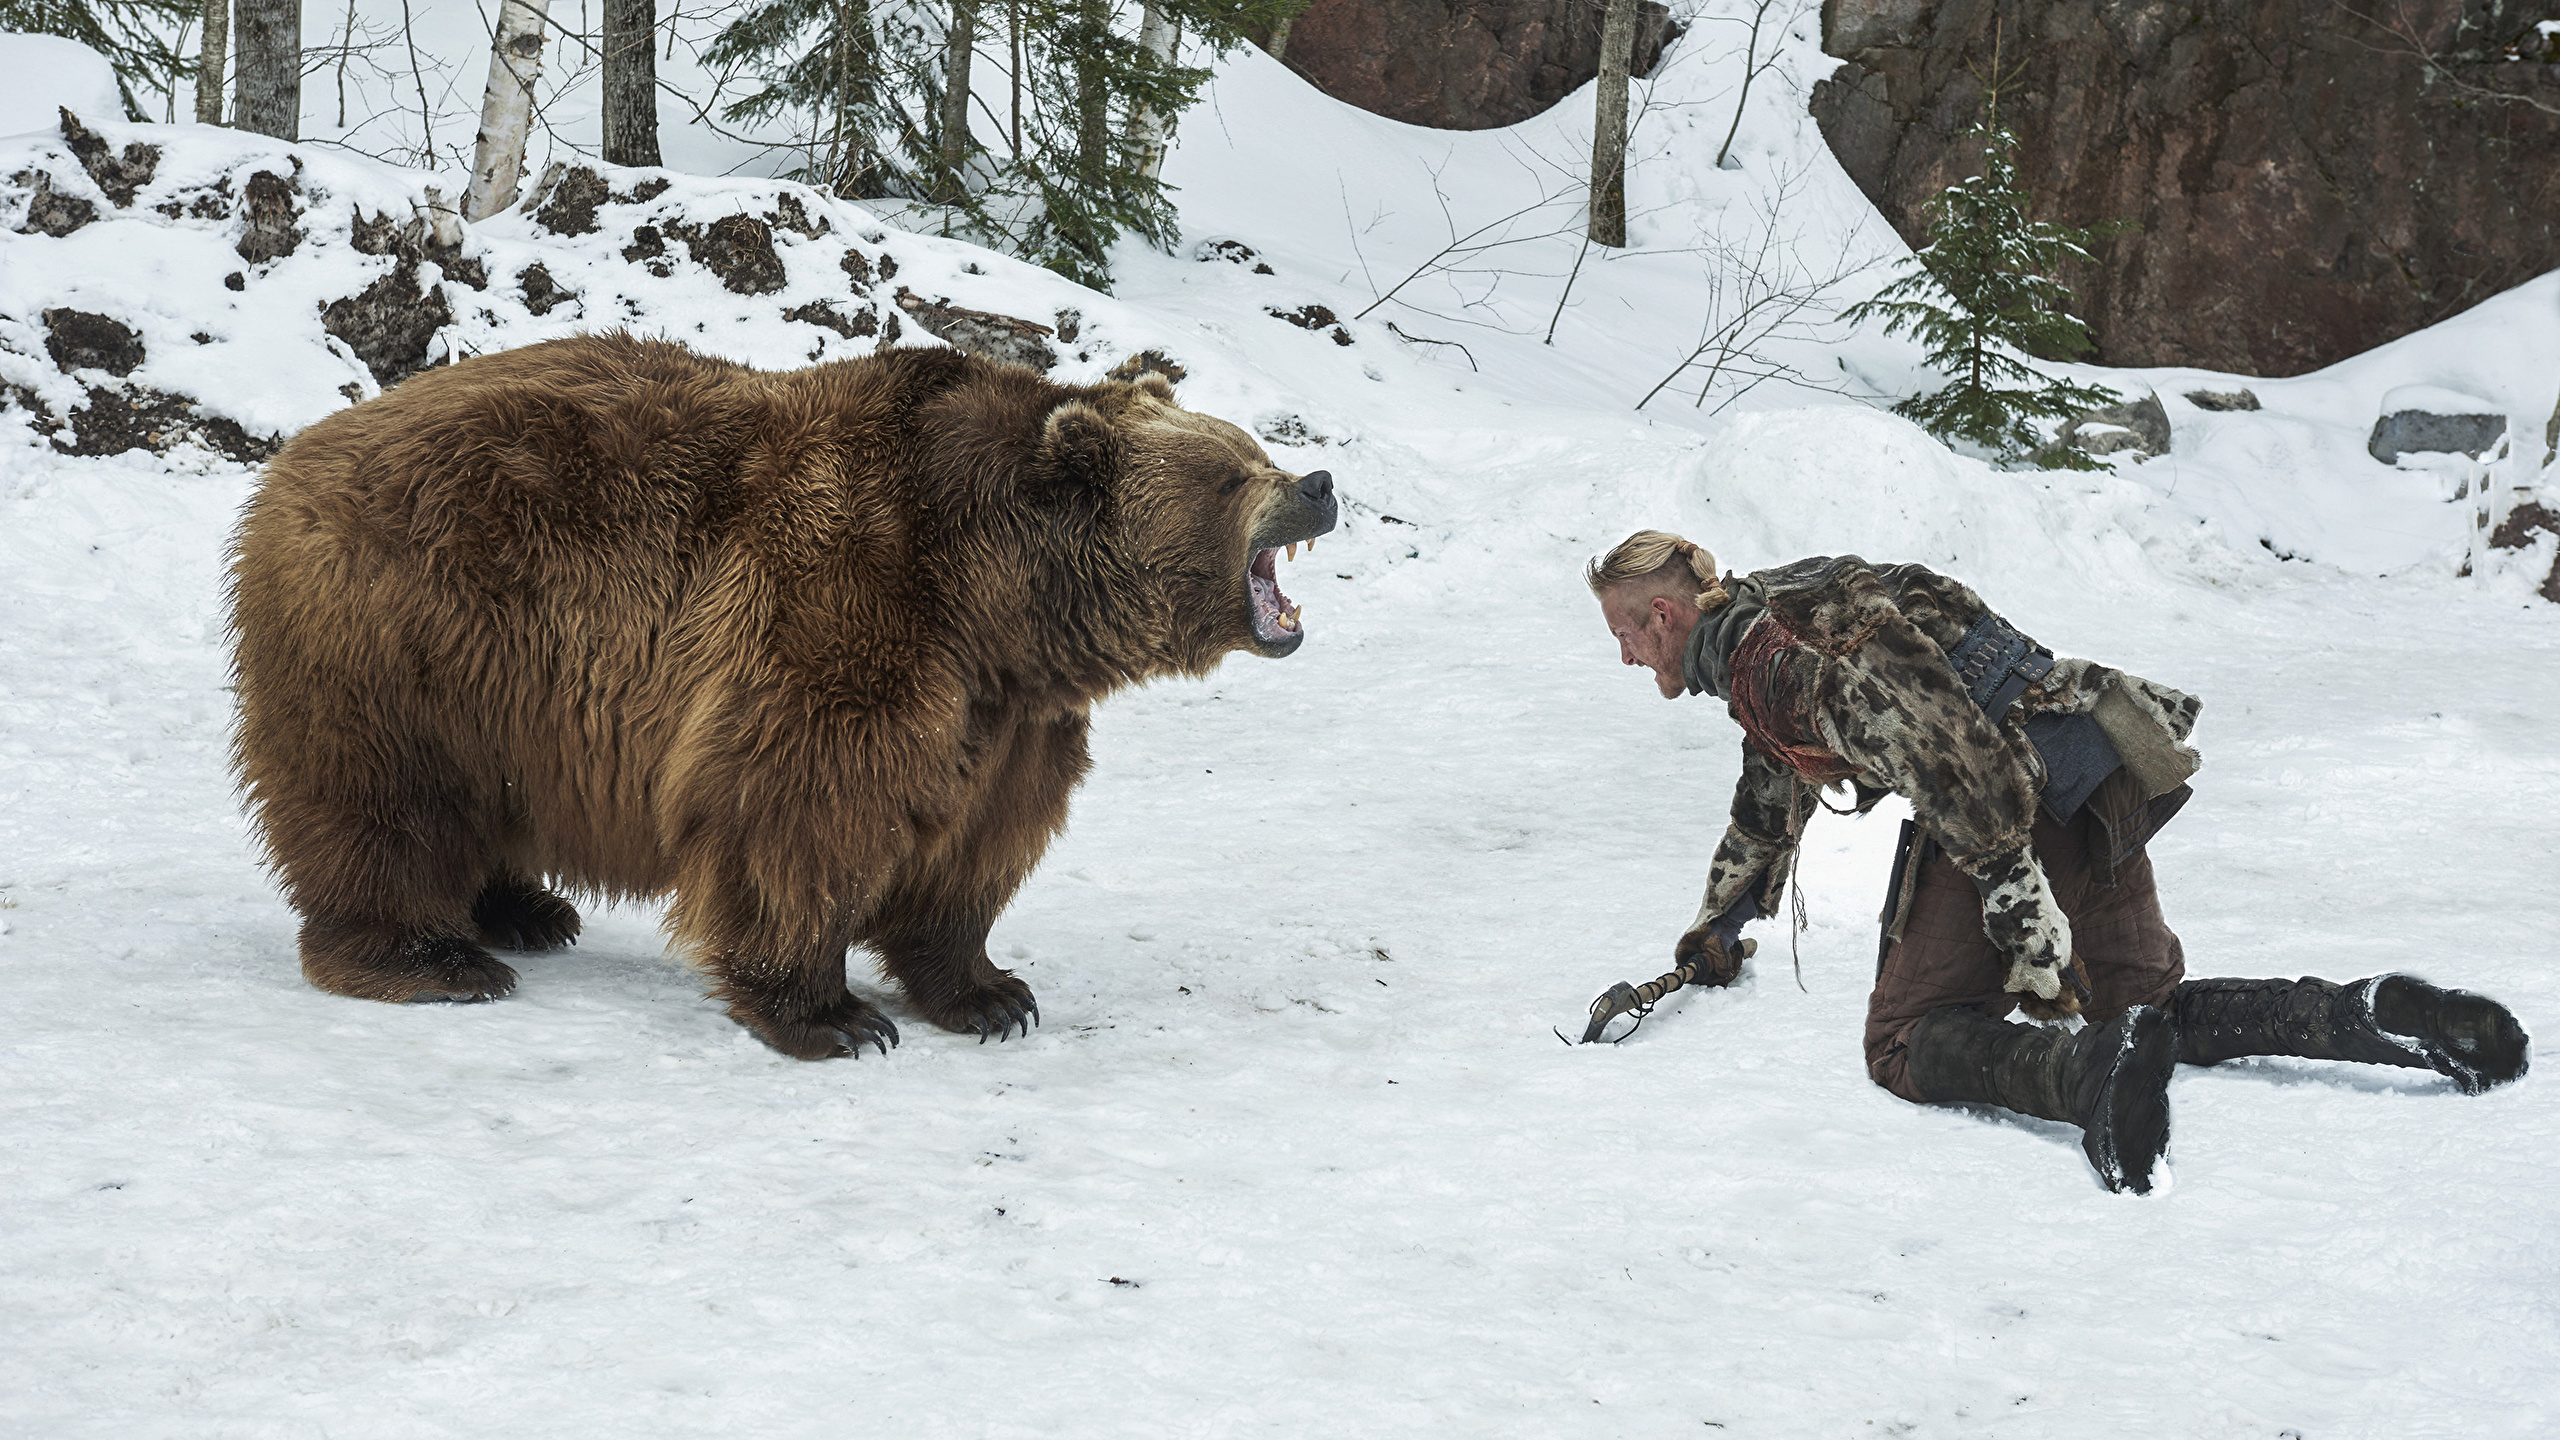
[226,332,1337,1059]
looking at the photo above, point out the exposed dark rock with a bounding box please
[518,263,578,317]
[185,180,233,219]
[235,169,302,265]
[786,299,876,338]
[1198,238,1276,273]
[1281,0,1676,130]
[323,264,453,385]
[678,215,787,295]
[767,192,828,238]
[18,171,95,236]
[223,272,245,291]
[2487,501,2560,602]
[2185,388,2260,412]
[1269,303,1354,345]
[1257,414,1333,447]
[534,164,611,236]
[894,288,1055,371]
[2369,408,2507,463]
[350,203,487,289]
[624,176,671,203]
[57,109,158,207]
[2057,391,2171,459]
[26,381,279,464]
[1052,308,1082,342]
[1107,350,1188,385]
[43,309,145,377]
[840,250,874,291]
[1808,0,2560,376]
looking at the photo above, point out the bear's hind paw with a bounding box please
[744,996,902,1061]
[926,976,1040,1044]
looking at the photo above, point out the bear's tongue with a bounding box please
[1249,548,1299,640]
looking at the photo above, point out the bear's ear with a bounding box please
[1041,398,1119,485]
[1128,372,1176,403]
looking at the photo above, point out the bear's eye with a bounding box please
[1216,472,1254,495]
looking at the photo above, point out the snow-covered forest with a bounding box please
[2,3,2555,1435]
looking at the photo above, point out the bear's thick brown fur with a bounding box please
[227,332,1337,1059]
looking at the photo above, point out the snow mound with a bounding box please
[0,111,1207,464]
[0,34,120,138]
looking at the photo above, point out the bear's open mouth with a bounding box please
[1247,544,1304,644]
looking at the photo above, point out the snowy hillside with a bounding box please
[4,16,2558,1440]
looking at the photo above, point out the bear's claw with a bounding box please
[972,992,1039,1044]
[834,1009,901,1058]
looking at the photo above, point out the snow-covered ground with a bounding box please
[5,17,2558,1440]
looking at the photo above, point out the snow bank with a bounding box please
[2,30,2557,1440]
[0,33,120,137]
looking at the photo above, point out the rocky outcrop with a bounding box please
[1808,0,2560,375]
[1280,0,1677,130]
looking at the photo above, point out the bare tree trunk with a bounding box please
[1008,0,1021,156]
[230,0,300,140]
[1075,0,1108,185]
[194,0,229,124]
[1587,0,1635,247]
[938,0,976,198]
[464,0,553,221]
[1258,13,1291,60]
[603,0,660,166]
[1123,0,1174,180]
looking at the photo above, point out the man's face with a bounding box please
[1600,588,1695,699]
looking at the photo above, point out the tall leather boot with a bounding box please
[2172,975,2529,1095]
[1904,1003,2179,1195]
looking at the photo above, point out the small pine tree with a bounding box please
[1,0,199,119]
[709,0,1301,292]
[1846,82,2125,469]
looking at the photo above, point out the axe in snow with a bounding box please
[1574,939,1757,1045]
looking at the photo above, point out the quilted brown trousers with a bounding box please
[1866,804,2185,1104]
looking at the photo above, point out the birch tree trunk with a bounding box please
[464,0,554,221]
[1123,0,1175,181]
[195,0,229,124]
[602,0,660,167]
[938,0,976,198]
[1587,0,1636,247]
[230,0,299,140]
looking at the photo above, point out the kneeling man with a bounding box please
[1589,530,2528,1193]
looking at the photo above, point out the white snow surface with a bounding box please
[5,19,2559,1439]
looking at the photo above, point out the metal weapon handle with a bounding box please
[1577,938,1757,1044]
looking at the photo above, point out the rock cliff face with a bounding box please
[1280,0,1675,130]
[1809,0,2560,375]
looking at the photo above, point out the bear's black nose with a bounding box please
[1298,471,1334,503]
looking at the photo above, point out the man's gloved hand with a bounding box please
[1674,901,1757,988]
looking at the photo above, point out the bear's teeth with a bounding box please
[1286,542,1298,561]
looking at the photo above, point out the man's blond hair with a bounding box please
[1585,529,1731,611]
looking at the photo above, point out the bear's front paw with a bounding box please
[742,994,903,1061]
[472,879,582,952]
[923,974,1040,1044]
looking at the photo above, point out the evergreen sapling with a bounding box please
[1845,86,2125,469]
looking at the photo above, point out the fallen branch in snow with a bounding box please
[1383,321,1476,371]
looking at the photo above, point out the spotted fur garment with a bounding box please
[1684,556,2203,1002]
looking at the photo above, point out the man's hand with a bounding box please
[1675,915,1751,988]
